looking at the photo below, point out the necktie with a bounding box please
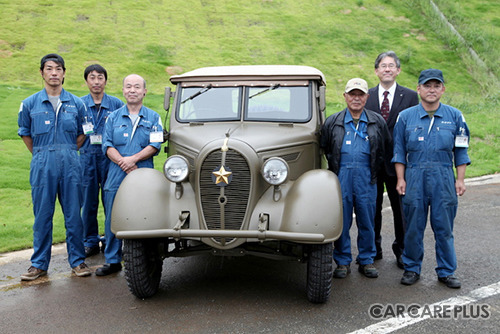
[381,91,390,121]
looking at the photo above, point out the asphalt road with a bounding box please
[1,175,499,334]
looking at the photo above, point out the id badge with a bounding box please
[455,135,468,148]
[150,131,163,143]
[90,134,102,145]
[83,122,94,135]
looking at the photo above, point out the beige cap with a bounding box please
[345,78,368,94]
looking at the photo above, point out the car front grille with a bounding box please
[199,149,251,243]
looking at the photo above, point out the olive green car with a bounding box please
[111,65,343,303]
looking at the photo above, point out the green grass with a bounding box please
[0,0,498,253]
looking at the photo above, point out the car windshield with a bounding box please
[246,85,311,122]
[176,84,311,123]
[177,86,241,122]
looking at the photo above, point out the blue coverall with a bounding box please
[334,111,377,266]
[80,93,124,249]
[392,103,470,277]
[101,105,162,264]
[17,88,88,270]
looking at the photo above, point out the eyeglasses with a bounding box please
[379,64,397,69]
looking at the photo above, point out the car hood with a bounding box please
[170,122,318,153]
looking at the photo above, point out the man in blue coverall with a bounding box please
[80,64,124,257]
[96,74,163,276]
[321,78,392,279]
[18,53,92,280]
[393,69,470,288]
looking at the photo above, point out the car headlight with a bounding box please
[163,155,190,182]
[261,157,288,185]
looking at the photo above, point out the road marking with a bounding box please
[348,281,500,334]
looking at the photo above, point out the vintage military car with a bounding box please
[111,65,343,303]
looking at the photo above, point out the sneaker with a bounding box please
[333,265,351,278]
[438,275,461,289]
[72,263,92,277]
[401,271,420,285]
[20,266,47,281]
[85,245,100,258]
[358,263,379,278]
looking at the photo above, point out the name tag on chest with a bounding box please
[90,134,102,145]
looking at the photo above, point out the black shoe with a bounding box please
[95,263,122,276]
[401,271,420,285]
[85,245,100,258]
[438,275,461,289]
[396,255,404,269]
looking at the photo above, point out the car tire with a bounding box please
[123,239,163,299]
[306,242,333,303]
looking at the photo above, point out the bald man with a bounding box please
[96,74,163,276]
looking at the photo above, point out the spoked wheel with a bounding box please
[123,239,163,299]
[306,242,333,303]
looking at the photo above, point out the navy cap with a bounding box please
[40,53,66,71]
[418,68,444,84]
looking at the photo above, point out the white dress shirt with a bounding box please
[378,82,397,110]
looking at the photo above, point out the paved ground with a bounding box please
[0,174,499,333]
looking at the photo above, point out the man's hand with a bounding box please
[394,162,406,196]
[455,179,466,196]
[117,156,138,174]
[396,179,406,196]
[455,164,467,196]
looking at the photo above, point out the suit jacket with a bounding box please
[365,83,419,137]
[365,83,419,175]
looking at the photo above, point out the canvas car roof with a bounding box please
[170,65,326,85]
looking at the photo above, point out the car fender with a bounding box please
[281,169,342,243]
[111,168,199,235]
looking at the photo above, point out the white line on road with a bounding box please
[348,281,500,334]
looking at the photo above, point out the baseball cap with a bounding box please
[345,78,368,94]
[418,69,444,84]
[40,53,66,71]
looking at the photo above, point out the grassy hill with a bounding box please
[0,0,498,252]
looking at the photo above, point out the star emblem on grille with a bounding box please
[212,166,233,186]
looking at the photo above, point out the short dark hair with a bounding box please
[84,64,108,81]
[40,53,65,71]
[374,51,401,69]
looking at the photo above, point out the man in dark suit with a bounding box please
[365,51,419,269]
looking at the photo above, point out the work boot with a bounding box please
[401,271,420,285]
[95,263,122,276]
[20,266,47,281]
[72,263,92,277]
[358,263,379,278]
[438,275,461,289]
[333,265,351,278]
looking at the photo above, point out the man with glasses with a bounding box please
[393,69,470,288]
[320,78,391,279]
[365,51,419,268]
